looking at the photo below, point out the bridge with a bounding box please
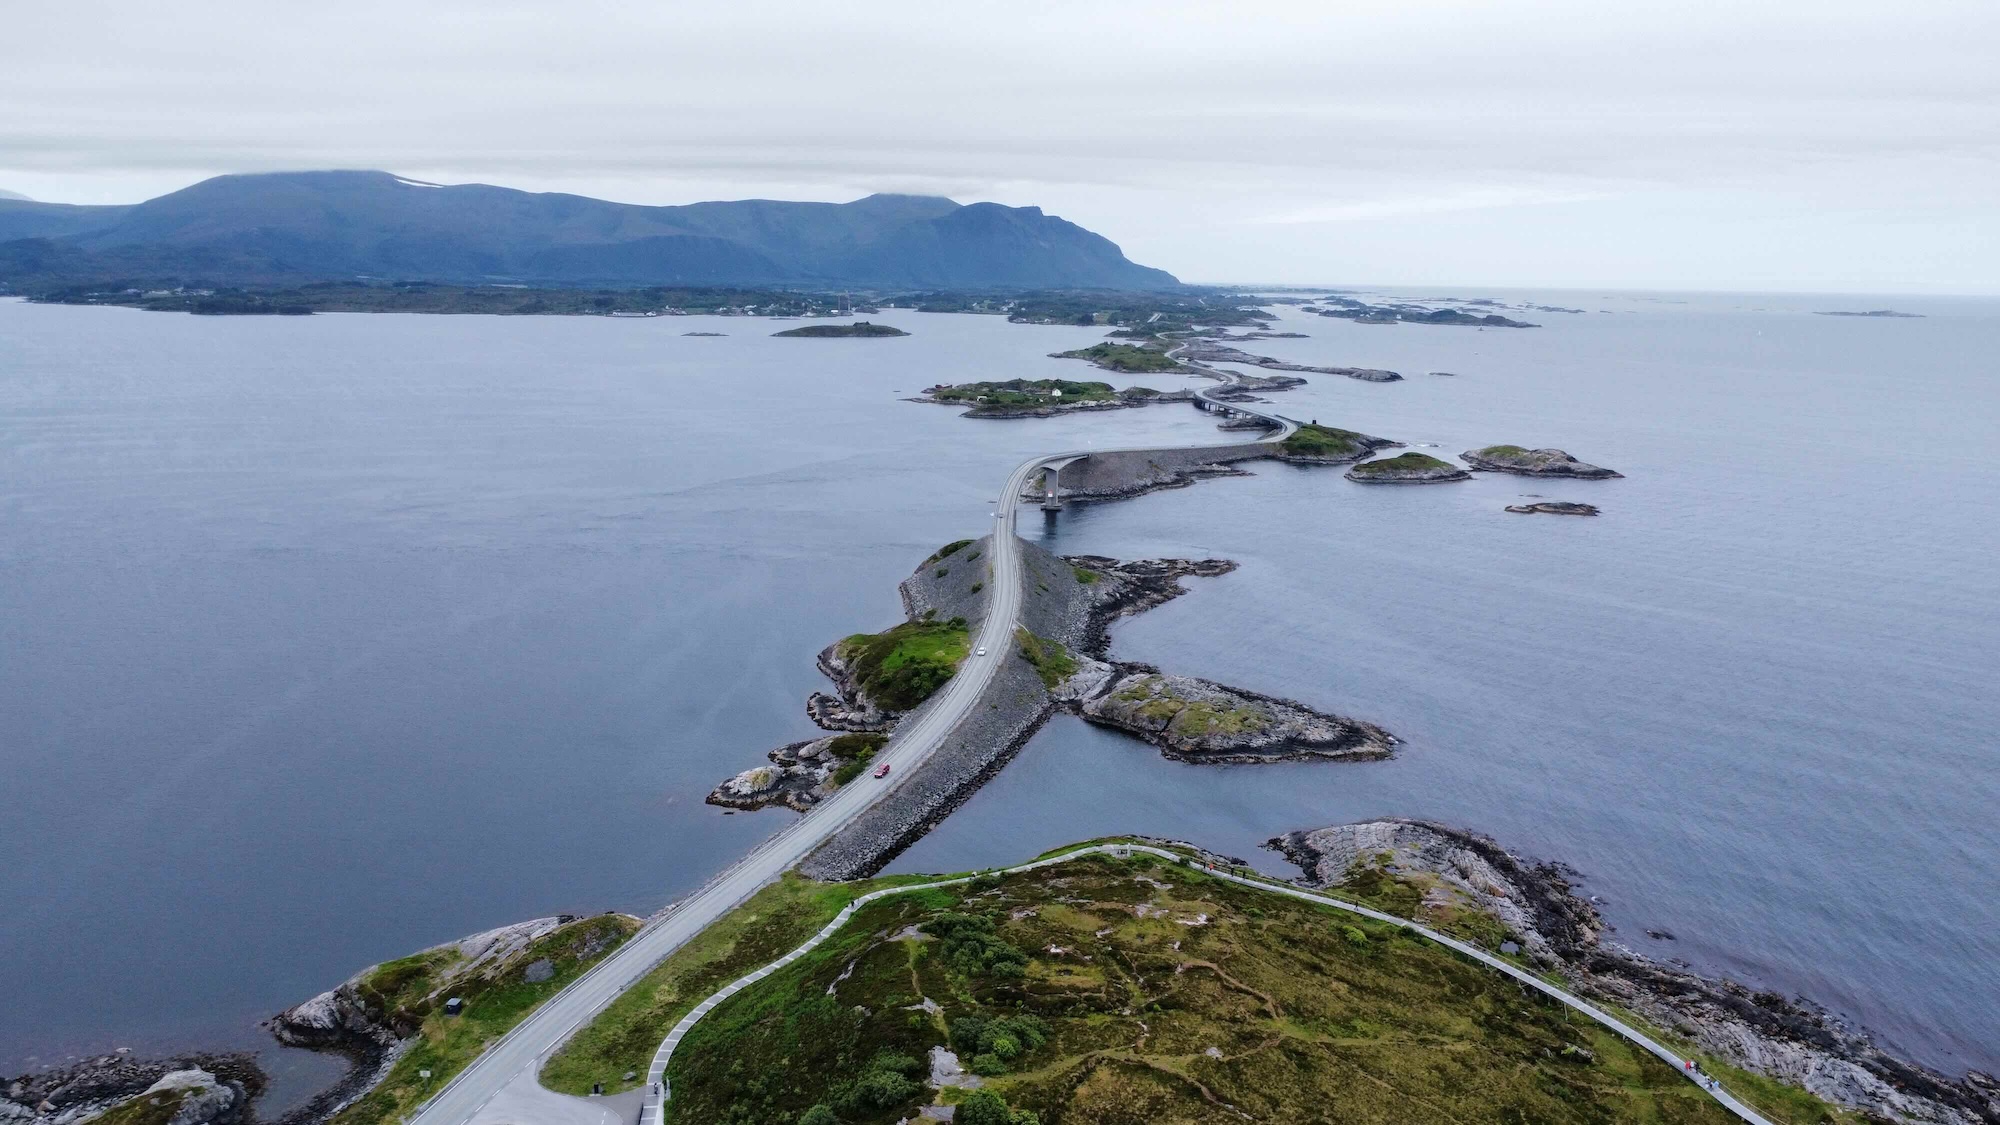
[408,358,1300,1125]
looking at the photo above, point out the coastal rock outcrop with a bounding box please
[1267,820,2000,1125]
[2,1057,259,1125]
[1345,452,1471,483]
[1269,423,1402,465]
[266,914,638,1123]
[1078,671,1396,762]
[1462,445,1623,478]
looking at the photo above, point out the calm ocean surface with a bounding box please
[2,292,1995,1098]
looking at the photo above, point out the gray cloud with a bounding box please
[4,0,1995,290]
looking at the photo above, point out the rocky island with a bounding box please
[1049,341,1185,373]
[1311,296,1539,328]
[1462,445,1623,478]
[1078,670,1395,762]
[1272,421,1403,464]
[771,320,907,337]
[912,378,1189,418]
[1345,451,1471,483]
[1507,500,1600,516]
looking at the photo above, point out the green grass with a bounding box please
[330,916,639,1125]
[1013,628,1078,689]
[926,539,974,564]
[826,732,886,759]
[542,875,883,1098]
[663,859,1744,1125]
[839,619,972,711]
[1475,444,1532,457]
[1052,343,1185,373]
[1350,451,1455,474]
[1071,565,1099,584]
[1279,423,1374,458]
[90,1088,199,1125]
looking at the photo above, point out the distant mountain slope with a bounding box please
[0,171,1177,289]
[0,189,33,201]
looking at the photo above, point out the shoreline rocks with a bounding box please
[1266,820,2000,1125]
[3,1056,260,1125]
[1462,445,1622,478]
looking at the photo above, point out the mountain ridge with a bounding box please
[0,171,1178,290]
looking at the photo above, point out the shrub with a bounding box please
[799,1106,837,1125]
[924,914,1028,978]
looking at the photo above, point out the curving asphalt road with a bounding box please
[409,365,1296,1125]
[643,844,1778,1125]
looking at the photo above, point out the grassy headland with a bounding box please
[661,853,1742,1125]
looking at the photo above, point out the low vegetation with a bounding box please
[839,619,971,711]
[926,539,975,564]
[1013,628,1078,689]
[827,732,889,786]
[1052,342,1184,373]
[541,875,909,1097]
[331,916,639,1125]
[929,378,1117,406]
[663,855,1743,1125]
[1349,451,1455,475]
[1278,422,1375,458]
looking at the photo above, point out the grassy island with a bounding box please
[1278,423,1378,459]
[1051,342,1184,373]
[773,321,908,337]
[1346,452,1468,482]
[659,852,1741,1125]
[839,618,972,710]
[929,378,1118,406]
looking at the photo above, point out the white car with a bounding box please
[976,647,988,657]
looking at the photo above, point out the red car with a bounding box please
[873,762,892,779]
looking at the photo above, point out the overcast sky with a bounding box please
[5,0,1995,292]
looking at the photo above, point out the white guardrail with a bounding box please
[636,843,1776,1125]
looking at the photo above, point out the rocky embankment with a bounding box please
[1506,501,1600,516]
[4,1057,259,1125]
[1462,445,1623,478]
[1179,340,1401,382]
[1345,452,1470,483]
[1267,820,2000,1125]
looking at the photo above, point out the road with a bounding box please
[643,844,1777,1125]
[410,364,1296,1125]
